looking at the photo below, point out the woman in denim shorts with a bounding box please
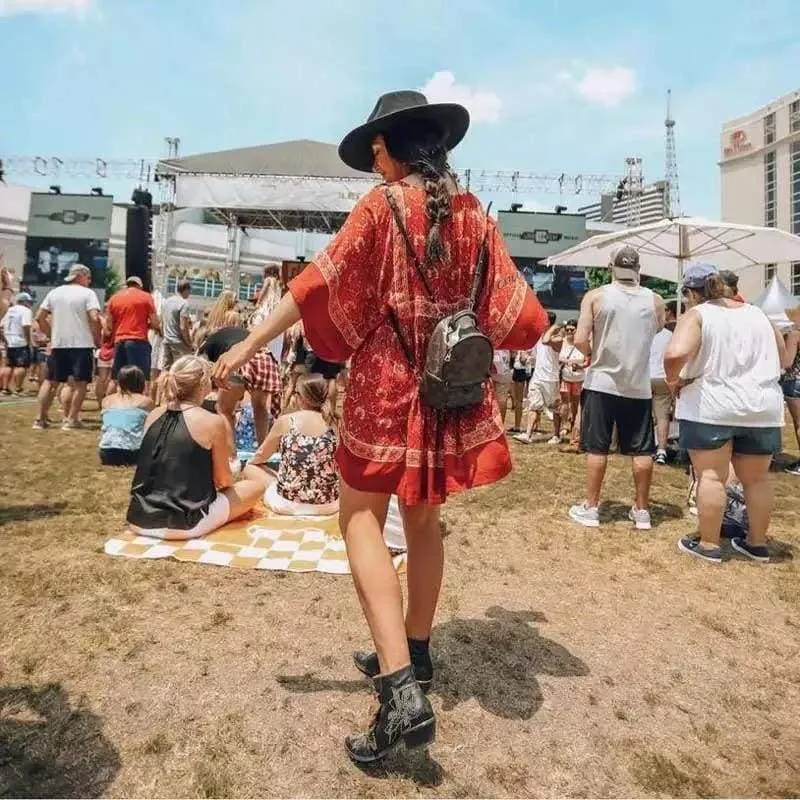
[665,264,788,565]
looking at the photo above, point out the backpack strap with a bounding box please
[385,189,435,300]
[468,202,493,311]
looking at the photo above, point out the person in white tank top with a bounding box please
[568,246,665,531]
[665,263,790,565]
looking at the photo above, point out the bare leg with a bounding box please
[689,444,732,548]
[328,378,338,419]
[559,392,571,435]
[731,453,774,547]
[95,366,110,406]
[512,383,524,430]
[339,481,408,675]
[67,381,88,423]
[12,367,26,392]
[216,384,244,440]
[60,382,72,418]
[0,365,10,391]
[632,455,654,509]
[586,453,608,508]
[786,398,800,451]
[250,390,270,445]
[35,379,59,424]
[222,463,269,520]
[399,501,443,641]
[149,369,161,404]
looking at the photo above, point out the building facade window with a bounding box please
[791,100,800,134]
[792,140,800,235]
[166,275,223,298]
[764,150,777,227]
[238,281,262,302]
[765,263,777,287]
[764,112,776,145]
[792,263,800,297]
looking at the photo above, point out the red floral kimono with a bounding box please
[289,183,549,505]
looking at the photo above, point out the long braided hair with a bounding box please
[383,119,454,264]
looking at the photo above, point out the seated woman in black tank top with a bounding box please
[126,355,268,540]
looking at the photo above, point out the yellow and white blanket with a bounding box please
[104,501,406,575]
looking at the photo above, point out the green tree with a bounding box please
[105,263,122,298]
[584,268,676,299]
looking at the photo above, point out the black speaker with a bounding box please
[125,204,152,291]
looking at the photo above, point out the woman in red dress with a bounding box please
[213,91,548,762]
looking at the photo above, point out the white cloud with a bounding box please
[0,0,91,16]
[571,66,637,108]
[420,71,502,123]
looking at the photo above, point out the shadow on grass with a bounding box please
[354,746,445,786]
[277,606,589,722]
[0,502,68,527]
[602,499,684,526]
[0,683,120,798]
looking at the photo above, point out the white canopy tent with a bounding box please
[546,217,800,285]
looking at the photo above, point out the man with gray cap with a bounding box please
[0,292,33,394]
[33,263,101,429]
[569,245,665,529]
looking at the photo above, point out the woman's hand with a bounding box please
[213,341,256,387]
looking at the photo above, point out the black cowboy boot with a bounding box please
[353,638,433,691]
[345,664,435,764]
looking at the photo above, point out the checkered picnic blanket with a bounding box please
[104,502,406,574]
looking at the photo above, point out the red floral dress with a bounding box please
[289,182,549,505]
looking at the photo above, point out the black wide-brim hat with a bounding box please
[338,90,470,174]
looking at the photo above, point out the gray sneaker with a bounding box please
[568,502,600,528]
[628,507,652,530]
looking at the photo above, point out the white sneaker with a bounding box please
[568,502,600,527]
[546,435,561,445]
[61,420,83,430]
[628,507,652,530]
[513,432,532,444]
[32,419,47,430]
[544,408,554,421]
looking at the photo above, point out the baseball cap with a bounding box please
[64,263,91,283]
[609,245,640,280]
[16,291,32,303]
[126,276,144,288]
[681,262,718,290]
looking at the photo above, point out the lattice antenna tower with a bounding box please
[665,89,681,218]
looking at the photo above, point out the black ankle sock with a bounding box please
[407,638,430,659]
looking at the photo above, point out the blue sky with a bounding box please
[2,0,799,217]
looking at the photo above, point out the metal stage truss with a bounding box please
[2,155,624,198]
[2,153,629,292]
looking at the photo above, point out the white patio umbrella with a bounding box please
[546,217,800,285]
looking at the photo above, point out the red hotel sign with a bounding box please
[723,129,753,158]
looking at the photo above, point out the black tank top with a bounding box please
[126,409,216,530]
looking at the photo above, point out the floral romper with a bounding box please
[276,415,338,505]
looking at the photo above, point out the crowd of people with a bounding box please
[2,87,800,765]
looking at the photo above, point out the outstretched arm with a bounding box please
[212,293,301,386]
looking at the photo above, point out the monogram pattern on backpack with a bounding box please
[386,189,493,411]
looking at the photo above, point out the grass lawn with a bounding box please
[1,396,799,798]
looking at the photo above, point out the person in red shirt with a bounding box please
[212,91,548,762]
[107,276,160,388]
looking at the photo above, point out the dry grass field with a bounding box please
[1,395,799,798]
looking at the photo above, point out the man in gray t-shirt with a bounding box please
[159,279,193,370]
